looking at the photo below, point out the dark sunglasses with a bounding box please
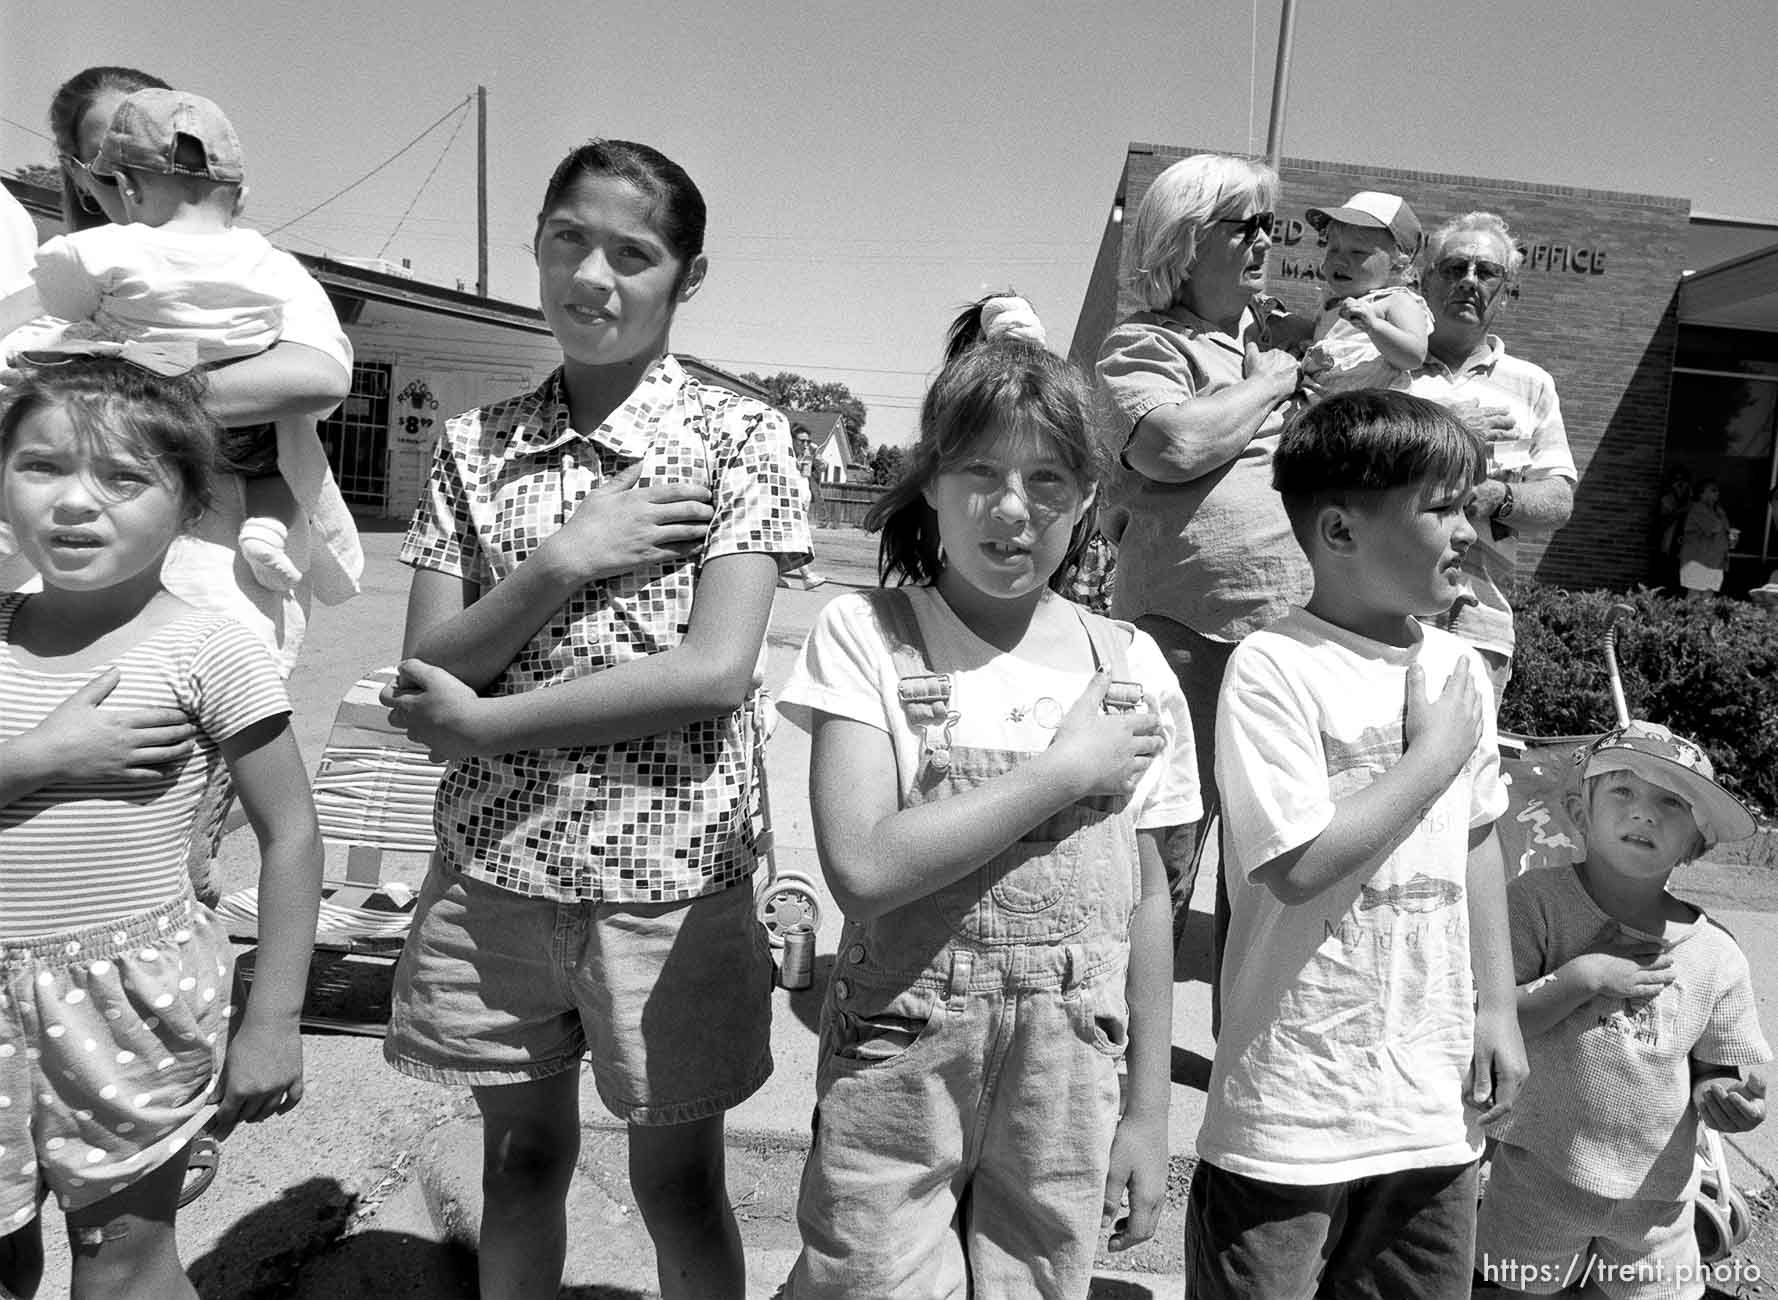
[61,152,119,190]
[1217,211,1276,243]
[1431,256,1508,285]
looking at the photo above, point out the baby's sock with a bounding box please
[238,517,303,592]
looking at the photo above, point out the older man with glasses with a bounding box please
[1409,211,1576,705]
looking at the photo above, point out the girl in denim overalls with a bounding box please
[778,345,1200,1297]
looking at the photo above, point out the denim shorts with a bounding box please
[1,895,231,1229]
[385,857,774,1126]
[1476,1144,1701,1300]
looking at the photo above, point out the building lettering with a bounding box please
[1276,217,1311,246]
[1274,216,1607,276]
[1519,243,1606,275]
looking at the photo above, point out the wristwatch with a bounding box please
[1492,482,1516,522]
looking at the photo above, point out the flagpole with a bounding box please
[1264,0,1299,172]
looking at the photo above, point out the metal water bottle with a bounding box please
[779,922,815,991]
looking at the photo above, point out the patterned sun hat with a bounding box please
[1574,720,1756,847]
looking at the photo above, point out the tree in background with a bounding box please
[742,371,869,462]
[868,443,909,486]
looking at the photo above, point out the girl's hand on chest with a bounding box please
[538,459,714,585]
[31,666,198,784]
[1045,670,1164,800]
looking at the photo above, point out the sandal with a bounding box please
[179,1132,221,1208]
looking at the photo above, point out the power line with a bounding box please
[243,202,1091,252]
[716,232,1090,248]
[378,101,471,259]
[253,207,522,233]
[274,229,356,258]
[715,251,1082,268]
[264,95,472,237]
[704,357,936,378]
[0,116,54,145]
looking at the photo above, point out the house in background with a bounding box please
[3,175,773,520]
[788,409,854,484]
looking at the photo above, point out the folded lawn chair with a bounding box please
[215,666,442,1035]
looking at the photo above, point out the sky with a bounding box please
[6,1,1777,446]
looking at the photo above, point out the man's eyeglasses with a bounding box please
[60,153,118,191]
[1217,211,1276,244]
[1431,257,1508,286]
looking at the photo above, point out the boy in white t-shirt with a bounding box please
[1187,389,1525,1299]
[25,89,305,591]
[1477,722,1768,1300]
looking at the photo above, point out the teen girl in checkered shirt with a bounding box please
[379,140,809,1300]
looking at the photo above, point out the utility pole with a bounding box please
[476,85,488,298]
[1264,0,1299,173]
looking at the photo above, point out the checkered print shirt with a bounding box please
[400,356,812,902]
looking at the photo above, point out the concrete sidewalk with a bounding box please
[29,521,1778,1299]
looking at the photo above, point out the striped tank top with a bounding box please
[0,594,289,938]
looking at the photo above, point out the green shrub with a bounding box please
[1502,583,1778,818]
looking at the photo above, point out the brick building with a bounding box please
[1071,144,1778,594]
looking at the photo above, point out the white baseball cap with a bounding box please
[1306,191,1422,255]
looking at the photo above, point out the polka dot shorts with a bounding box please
[0,894,230,1229]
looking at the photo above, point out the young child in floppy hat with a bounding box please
[1277,190,1433,398]
[1477,720,1769,1299]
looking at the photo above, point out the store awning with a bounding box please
[1680,243,1778,332]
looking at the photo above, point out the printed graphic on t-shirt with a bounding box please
[1325,881,1467,954]
[1597,994,1668,1048]
[1321,722,1401,781]
[1360,874,1465,915]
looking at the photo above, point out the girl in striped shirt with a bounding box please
[0,358,321,1299]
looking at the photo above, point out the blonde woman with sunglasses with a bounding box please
[1093,152,1313,948]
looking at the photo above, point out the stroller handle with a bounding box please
[1602,602,1633,729]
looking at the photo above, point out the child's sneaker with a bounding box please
[238,517,302,591]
